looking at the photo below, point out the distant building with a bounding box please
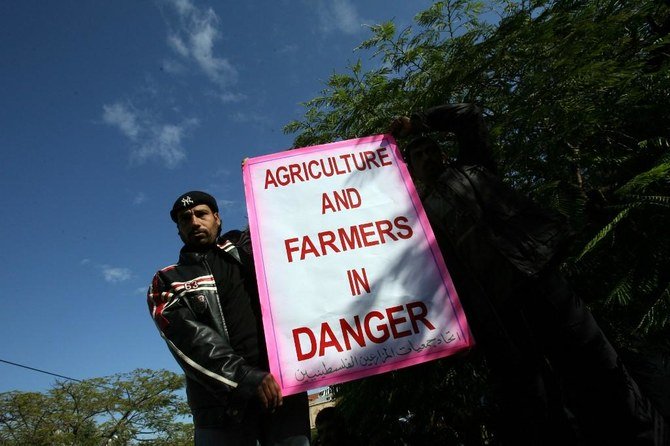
[308,387,336,428]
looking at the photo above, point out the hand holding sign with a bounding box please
[257,373,283,410]
[389,116,412,137]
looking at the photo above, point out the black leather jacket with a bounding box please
[148,237,267,425]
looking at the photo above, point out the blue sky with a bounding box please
[0,0,435,393]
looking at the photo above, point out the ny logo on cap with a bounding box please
[181,196,194,207]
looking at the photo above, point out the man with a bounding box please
[390,104,663,445]
[148,191,310,445]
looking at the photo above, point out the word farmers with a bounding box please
[284,216,413,263]
[264,147,393,189]
[292,301,436,361]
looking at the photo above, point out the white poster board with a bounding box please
[243,134,471,395]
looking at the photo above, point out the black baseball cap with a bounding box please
[170,191,219,222]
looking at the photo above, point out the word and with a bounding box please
[264,147,393,189]
[292,301,436,361]
[322,188,361,214]
[284,216,413,263]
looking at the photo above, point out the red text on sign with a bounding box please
[347,268,370,296]
[322,188,362,214]
[264,147,393,189]
[284,215,413,263]
[292,301,436,361]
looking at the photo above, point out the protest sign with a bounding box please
[243,134,472,395]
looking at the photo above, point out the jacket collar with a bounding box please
[178,237,241,264]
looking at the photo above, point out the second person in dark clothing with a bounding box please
[390,104,663,446]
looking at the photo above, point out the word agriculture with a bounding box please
[264,147,393,189]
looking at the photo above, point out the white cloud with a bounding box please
[101,266,133,283]
[161,58,187,75]
[218,92,247,103]
[133,192,147,205]
[213,167,231,178]
[314,0,364,35]
[102,101,198,168]
[229,111,272,126]
[167,35,190,58]
[218,198,235,209]
[277,44,299,55]
[164,0,238,87]
[133,120,197,168]
[102,103,140,140]
[81,260,135,284]
[171,0,195,16]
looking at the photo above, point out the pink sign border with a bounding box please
[243,134,472,394]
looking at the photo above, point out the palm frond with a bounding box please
[605,273,633,307]
[615,162,670,196]
[577,206,634,260]
[620,194,670,207]
[635,283,670,335]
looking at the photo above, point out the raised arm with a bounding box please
[392,103,497,173]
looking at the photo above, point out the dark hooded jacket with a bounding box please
[409,103,571,303]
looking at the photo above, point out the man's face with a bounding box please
[176,204,221,247]
[409,143,444,183]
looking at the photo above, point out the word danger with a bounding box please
[292,301,436,361]
[284,216,413,263]
[264,147,393,189]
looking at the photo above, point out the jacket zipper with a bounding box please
[199,252,230,339]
